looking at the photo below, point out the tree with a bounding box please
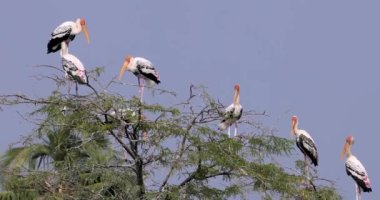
[0,68,341,199]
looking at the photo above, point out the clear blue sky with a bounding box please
[0,1,378,199]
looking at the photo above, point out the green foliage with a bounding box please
[0,74,341,199]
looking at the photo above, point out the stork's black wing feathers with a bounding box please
[47,26,74,54]
[137,64,160,84]
[297,134,318,166]
[346,162,372,192]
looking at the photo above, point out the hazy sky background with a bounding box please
[1,1,379,199]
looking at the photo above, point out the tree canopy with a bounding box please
[0,68,341,199]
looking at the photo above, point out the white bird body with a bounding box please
[108,108,136,119]
[118,56,160,102]
[219,103,243,131]
[58,42,98,97]
[295,130,315,143]
[219,84,243,137]
[122,56,160,86]
[291,116,319,166]
[47,18,90,54]
[346,155,372,192]
[342,135,372,199]
[62,53,88,84]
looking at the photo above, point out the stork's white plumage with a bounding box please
[60,42,97,96]
[341,135,372,200]
[219,84,243,137]
[47,18,90,54]
[62,54,87,84]
[118,56,160,102]
[291,116,318,181]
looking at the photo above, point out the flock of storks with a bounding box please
[46,18,372,200]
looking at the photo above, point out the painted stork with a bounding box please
[341,135,372,200]
[47,18,90,54]
[218,84,243,137]
[291,116,318,177]
[118,55,160,102]
[60,42,98,96]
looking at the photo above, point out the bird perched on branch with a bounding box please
[341,135,372,200]
[291,115,318,179]
[219,84,243,137]
[118,55,160,102]
[60,42,98,96]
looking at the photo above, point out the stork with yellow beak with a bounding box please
[47,18,90,54]
[118,55,160,102]
[218,84,243,137]
[60,42,98,97]
[341,135,372,200]
[291,115,318,177]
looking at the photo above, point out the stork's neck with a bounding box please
[346,144,352,157]
[233,90,240,105]
[60,42,69,57]
[293,121,298,132]
[72,19,82,34]
[128,57,136,71]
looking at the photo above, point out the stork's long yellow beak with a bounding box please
[118,61,128,80]
[340,142,348,160]
[291,121,295,136]
[82,25,90,44]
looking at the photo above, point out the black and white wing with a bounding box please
[62,57,78,73]
[296,132,318,166]
[218,104,237,130]
[345,157,372,192]
[223,104,235,119]
[62,55,88,84]
[233,104,243,120]
[47,23,75,54]
[136,59,160,84]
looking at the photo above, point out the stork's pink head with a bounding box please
[291,115,298,124]
[78,18,90,44]
[125,55,133,64]
[79,18,86,25]
[341,135,354,159]
[346,135,354,145]
[234,84,240,91]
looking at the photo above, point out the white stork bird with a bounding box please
[218,84,243,137]
[341,135,372,200]
[291,116,318,176]
[118,55,160,102]
[60,42,98,96]
[47,18,90,54]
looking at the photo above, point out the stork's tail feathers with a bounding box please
[363,176,372,192]
[218,122,228,131]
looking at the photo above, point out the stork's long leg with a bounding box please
[137,77,141,95]
[138,77,143,102]
[234,122,238,137]
[67,80,72,95]
[227,126,231,138]
[302,154,309,187]
[75,82,79,96]
[355,184,359,200]
[304,154,309,179]
[140,78,145,102]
